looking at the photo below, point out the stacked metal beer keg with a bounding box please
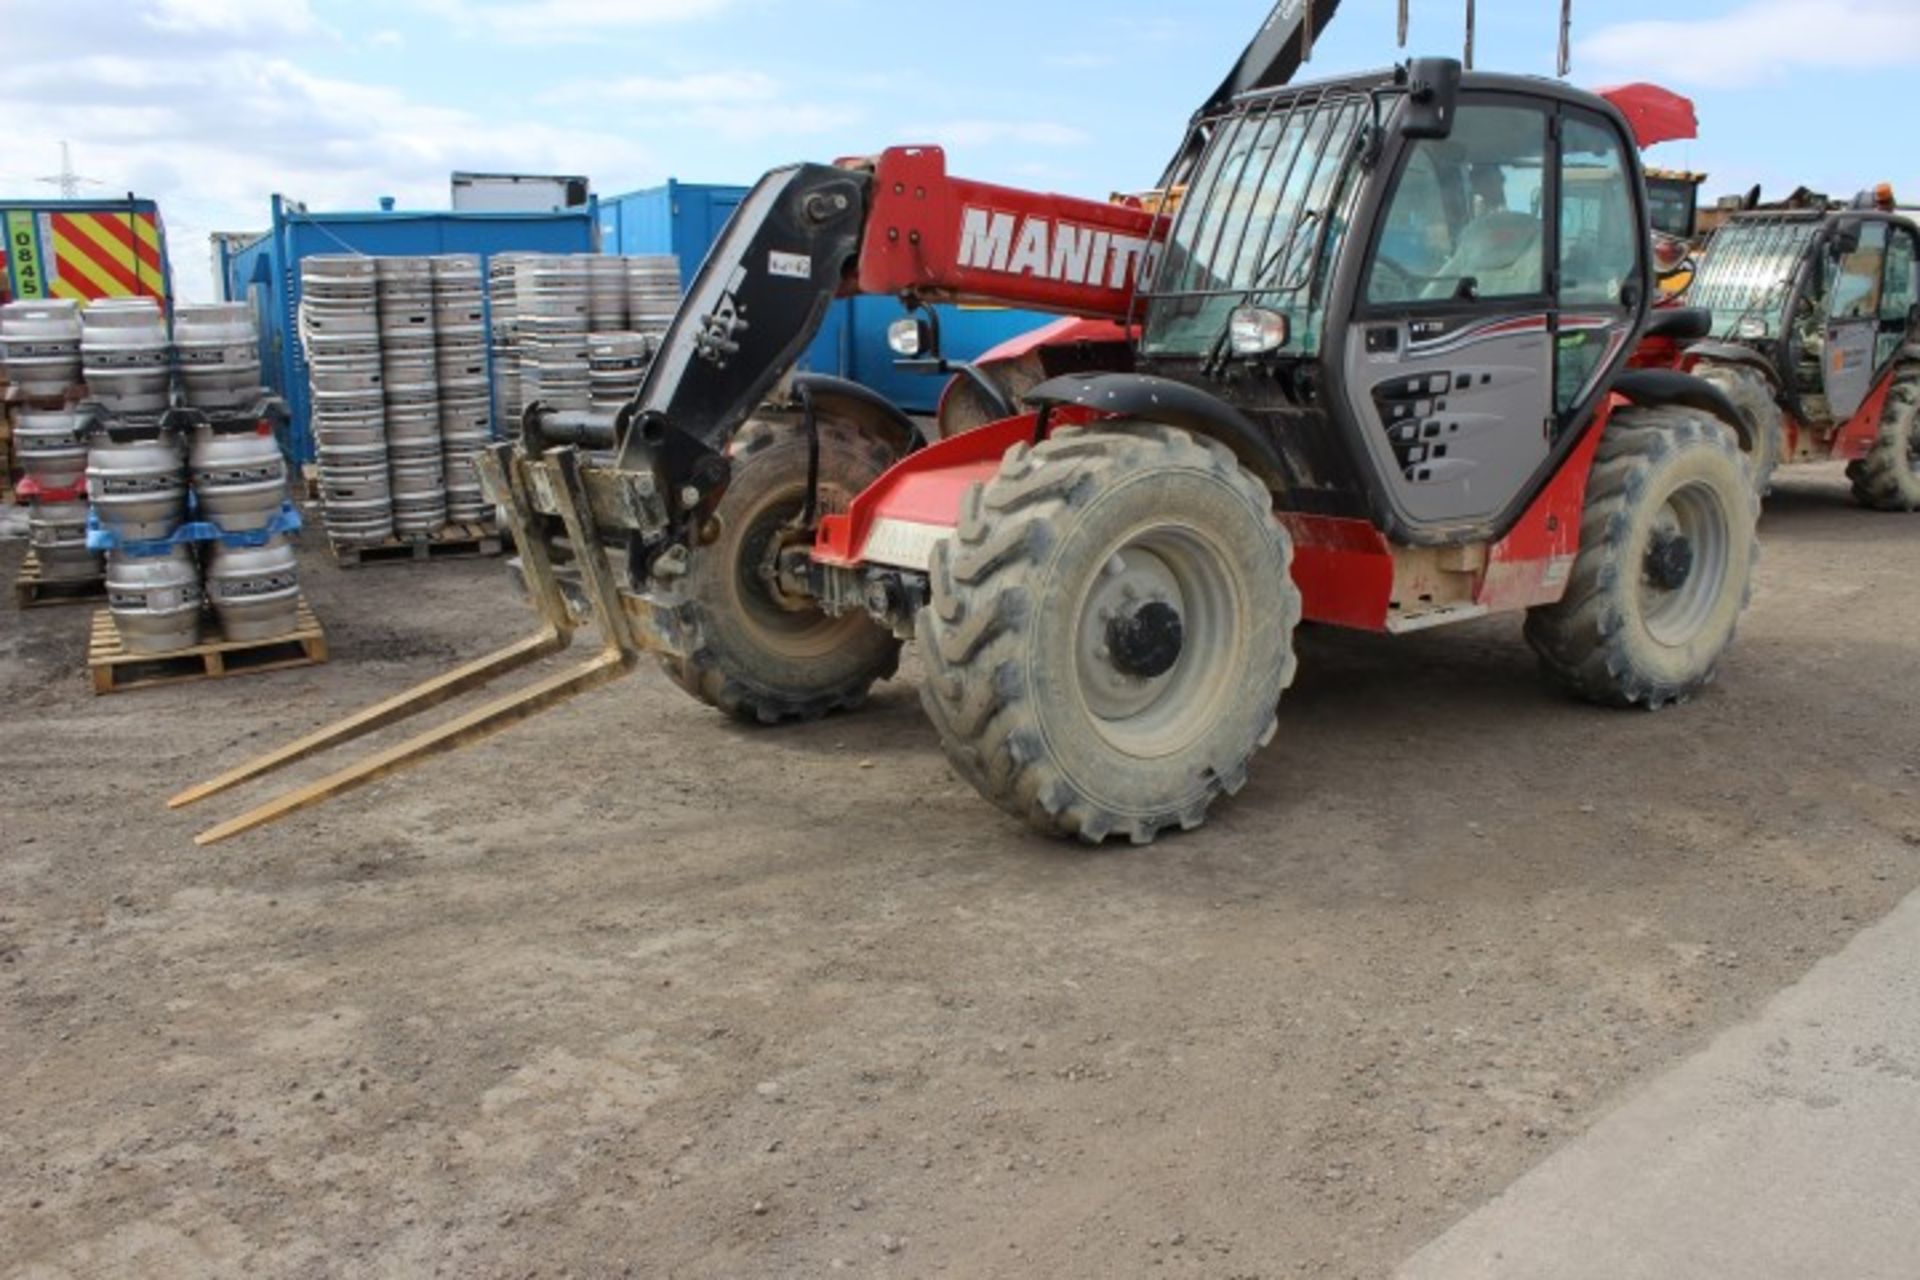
[83,298,200,652]
[587,332,654,412]
[377,257,447,536]
[488,252,526,436]
[518,256,592,412]
[187,401,298,647]
[302,255,393,546]
[482,253,683,425]
[3,299,103,584]
[433,254,492,523]
[627,255,683,336]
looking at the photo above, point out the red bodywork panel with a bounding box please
[1830,374,1896,460]
[973,315,1135,366]
[1669,347,1897,463]
[856,147,1162,323]
[815,401,1617,633]
[1478,403,1611,610]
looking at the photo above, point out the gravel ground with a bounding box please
[3,462,1916,1279]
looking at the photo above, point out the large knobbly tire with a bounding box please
[661,415,901,724]
[1693,358,1782,500]
[1846,358,1920,511]
[1525,406,1757,709]
[916,424,1300,845]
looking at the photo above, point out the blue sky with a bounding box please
[7,0,1919,299]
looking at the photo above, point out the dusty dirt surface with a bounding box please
[3,463,1917,1280]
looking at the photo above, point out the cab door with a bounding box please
[1821,218,1888,421]
[1341,99,1643,534]
[1342,101,1556,530]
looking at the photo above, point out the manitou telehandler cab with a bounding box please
[177,1,1762,847]
[1662,205,1920,509]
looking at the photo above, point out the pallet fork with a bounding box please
[169,443,642,845]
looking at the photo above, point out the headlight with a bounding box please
[887,318,926,357]
[1228,306,1291,357]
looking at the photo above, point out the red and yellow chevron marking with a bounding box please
[46,210,167,302]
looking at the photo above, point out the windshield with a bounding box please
[1645,178,1697,239]
[1141,89,1369,357]
[1689,216,1823,339]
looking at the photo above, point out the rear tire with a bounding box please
[1693,358,1782,500]
[1525,406,1757,709]
[1846,357,1920,511]
[661,415,902,724]
[916,424,1299,845]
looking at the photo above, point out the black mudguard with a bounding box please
[1611,368,1754,449]
[1025,372,1287,487]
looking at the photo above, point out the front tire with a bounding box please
[1526,406,1758,709]
[917,424,1299,845]
[1693,358,1782,500]
[1846,357,1920,511]
[661,415,902,724]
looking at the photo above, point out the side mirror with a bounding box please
[1400,58,1461,140]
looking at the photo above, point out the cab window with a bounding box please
[1830,222,1889,319]
[1559,116,1638,307]
[1366,104,1548,305]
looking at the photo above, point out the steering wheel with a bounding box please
[1370,254,1424,300]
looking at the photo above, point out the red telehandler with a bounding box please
[175,0,1763,846]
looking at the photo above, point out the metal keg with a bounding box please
[87,432,186,540]
[436,341,488,383]
[377,257,437,339]
[300,255,378,301]
[1,299,83,399]
[27,497,102,581]
[517,256,590,321]
[205,536,301,642]
[588,331,653,410]
[626,255,683,334]
[189,420,287,533]
[15,408,90,490]
[443,449,487,522]
[106,546,203,653]
[173,303,261,410]
[81,298,171,413]
[587,254,629,331]
[390,448,448,535]
[318,464,394,545]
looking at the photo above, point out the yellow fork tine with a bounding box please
[192,646,633,846]
[168,627,567,810]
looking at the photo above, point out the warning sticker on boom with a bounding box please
[768,251,811,280]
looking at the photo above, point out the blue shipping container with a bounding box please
[221,194,597,461]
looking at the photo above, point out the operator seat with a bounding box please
[1423,210,1544,300]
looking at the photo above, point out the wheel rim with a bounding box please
[1072,525,1243,759]
[728,482,863,660]
[1638,479,1732,647]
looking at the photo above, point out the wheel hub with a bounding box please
[1643,530,1695,592]
[1106,601,1184,679]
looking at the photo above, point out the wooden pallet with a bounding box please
[329,521,502,568]
[88,599,328,695]
[14,549,107,610]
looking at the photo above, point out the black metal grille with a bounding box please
[1689,213,1824,339]
[1138,84,1373,355]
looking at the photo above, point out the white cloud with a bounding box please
[142,0,324,39]
[411,0,734,40]
[3,35,654,300]
[1582,0,1920,87]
